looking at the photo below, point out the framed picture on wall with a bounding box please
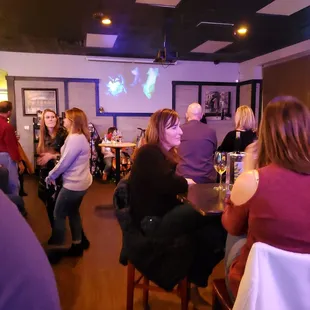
[204,91,231,117]
[22,88,58,116]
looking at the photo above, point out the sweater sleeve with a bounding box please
[131,144,188,195]
[48,135,81,180]
[221,198,249,236]
[4,125,21,162]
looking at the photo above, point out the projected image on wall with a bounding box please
[106,74,127,96]
[143,68,159,99]
[104,66,160,99]
[100,63,167,113]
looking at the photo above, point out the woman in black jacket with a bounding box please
[218,105,257,152]
[37,109,67,229]
[119,109,226,296]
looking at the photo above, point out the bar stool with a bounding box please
[126,262,190,310]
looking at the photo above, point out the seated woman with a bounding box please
[125,108,226,295]
[218,105,256,152]
[222,96,310,302]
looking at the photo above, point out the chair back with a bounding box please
[233,242,310,310]
[113,178,130,210]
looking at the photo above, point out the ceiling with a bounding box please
[1,0,310,62]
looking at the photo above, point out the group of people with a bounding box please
[37,108,92,258]
[0,101,93,261]
[0,95,309,308]
[115,96,310,307]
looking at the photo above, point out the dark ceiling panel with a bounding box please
[0,0,309,62]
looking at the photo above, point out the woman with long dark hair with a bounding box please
[222,97,310,302]
[37,109,67,228]
[124,109,226,299]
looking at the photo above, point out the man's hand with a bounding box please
[18,161,25,174]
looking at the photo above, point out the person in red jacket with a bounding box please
[0,101,23,195]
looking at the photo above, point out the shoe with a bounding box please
[66,243,84,257]
[48,236,64,246]
[81,230,90,250]
[47,249,65,265]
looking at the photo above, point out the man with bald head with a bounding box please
[177,103,217,184]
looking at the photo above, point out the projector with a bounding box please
[153,49,178,64]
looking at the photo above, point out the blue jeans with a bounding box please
[53,187,87,243]
[224,233,247,303]
[104,157,113,174]
[0,153,19,195]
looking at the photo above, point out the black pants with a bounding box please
[154,204,226,287]
[38,181,60,229]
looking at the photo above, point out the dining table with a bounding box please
[98,142,136,184]
[177,183,229,216]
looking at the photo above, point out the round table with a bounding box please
[98,142,136,184]
[177,183,229,216]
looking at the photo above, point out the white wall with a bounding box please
[0,52,239,112]
[239,39,310,81]
[0,51,240,163]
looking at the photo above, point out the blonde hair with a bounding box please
[65,107,90,141]
[258,96,310,174]
[235,105,256,131]
[37,109,60,154]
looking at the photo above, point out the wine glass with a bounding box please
[214,152,227,191]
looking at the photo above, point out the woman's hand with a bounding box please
[37,153,55,166]
[185,178,196,185]
[45,176,55,186]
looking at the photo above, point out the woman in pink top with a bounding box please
[222,96,310,301]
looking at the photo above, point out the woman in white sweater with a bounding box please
[46,108,92,257]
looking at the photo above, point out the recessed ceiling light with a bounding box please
[101,17,112,25]
[236,27,248,35]
[93,12,112,26]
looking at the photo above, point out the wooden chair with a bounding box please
[126,262,190,310]
[212,279,233,310]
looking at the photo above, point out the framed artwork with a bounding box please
[204,91,231,117]
[22,88,58,116]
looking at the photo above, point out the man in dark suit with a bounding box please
[177,103,217,184]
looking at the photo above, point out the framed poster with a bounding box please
[204,91,231,117]
[22,88,58,115]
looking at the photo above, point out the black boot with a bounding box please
[81,229,90,250]
[66,243,84,257]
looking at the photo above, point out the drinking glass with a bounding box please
[214,151,227,191]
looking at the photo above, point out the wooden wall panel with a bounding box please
[263,55,310,108]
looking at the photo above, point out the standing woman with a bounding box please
[37,109,67,228]
[46,108,92,256]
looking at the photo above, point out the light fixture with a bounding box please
[93,12,112,26]
[85,56,177,65]
[236,26,248,35]
[101,17,112,25]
